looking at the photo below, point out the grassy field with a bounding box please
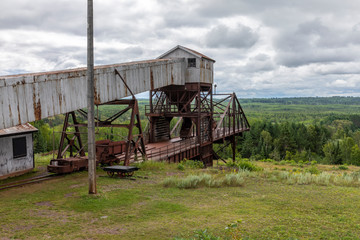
[1,158,360,239]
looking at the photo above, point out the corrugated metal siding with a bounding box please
[0,58,186,129]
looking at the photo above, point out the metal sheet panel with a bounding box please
[0,58,186,129]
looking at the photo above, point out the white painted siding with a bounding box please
[159,48,214,84]
[0,134,34,177]
[0,58,186,129]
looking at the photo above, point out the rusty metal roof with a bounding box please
[181,46,216,62]
[158,45,216,62]
[0,123,38,137]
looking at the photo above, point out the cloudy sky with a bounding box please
[1,0,360,98]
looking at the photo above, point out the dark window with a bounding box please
[188,58,196,68]
[12,137,27,158]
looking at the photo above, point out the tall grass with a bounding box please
[163,173,244,189]
[275,170,360,187]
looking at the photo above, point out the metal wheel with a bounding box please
[107,171,114,177]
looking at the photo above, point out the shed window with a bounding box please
[13,137,27,158]
[188,58,196,68]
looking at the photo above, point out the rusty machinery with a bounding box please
[145,83,250,166]
[47,71,146,174]
[146,83,214,166]
[48,81,249,173]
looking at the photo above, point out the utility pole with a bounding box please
[87,0,96,194]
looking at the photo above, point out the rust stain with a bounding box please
[17,104,21,123]
[33,85,41,120]
[94,75,101,105]
[8,105,12,118]
[124,72,128,96]
[58,94,63,108]
[150,69,154,90]
[0,123,38,136]
[34,99,41,120]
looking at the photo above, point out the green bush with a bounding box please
[181,159,204,169]
[226,158,261,172]
[306,166,321,175]
[177,163,185,171]
[259,158,274,163]
[338,165,349,170]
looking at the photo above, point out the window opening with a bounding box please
[13,136,27,158]
[188,58,196,68]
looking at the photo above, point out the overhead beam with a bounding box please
[0,58,186,129]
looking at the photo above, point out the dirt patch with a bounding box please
[30,209,71,223]
[87,226,126,235]
[69,183,85,189]
[64,192,76,198]
[35,201,53,207]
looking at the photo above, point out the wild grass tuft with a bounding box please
[225,173,245,187]
[163,173,245,189]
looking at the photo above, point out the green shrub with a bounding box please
[306,166,321,175]
[338,165,349,170]
[259,158,274,162]
[177,163,185,171]
[289,160,297,166]
[226,158,261,172]
[181,159,204,169]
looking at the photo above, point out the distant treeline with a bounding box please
[239,96,360,105]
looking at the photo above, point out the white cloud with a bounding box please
[0,0,360,97]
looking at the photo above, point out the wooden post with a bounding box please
[87,0,96,194]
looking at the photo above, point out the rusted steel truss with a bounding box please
[48,99,146,173]
[146,83,214,166]
[212,93,250,162]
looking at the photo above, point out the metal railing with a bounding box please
[146,137,199,161]
[145,104,212,115]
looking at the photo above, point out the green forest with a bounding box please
[32,96,360,166]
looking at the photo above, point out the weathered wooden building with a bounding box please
[0,123,38,179]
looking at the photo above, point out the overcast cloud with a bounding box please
[0,0,359,97]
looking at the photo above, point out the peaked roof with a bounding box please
[158,45,215,62]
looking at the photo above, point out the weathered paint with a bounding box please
[0,46,215,130]
[158,46,214,84]
[0,133,34,178]
[0,58,186,129]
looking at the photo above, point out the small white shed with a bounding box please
[158,45,215,84]
[0,123,38,179]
